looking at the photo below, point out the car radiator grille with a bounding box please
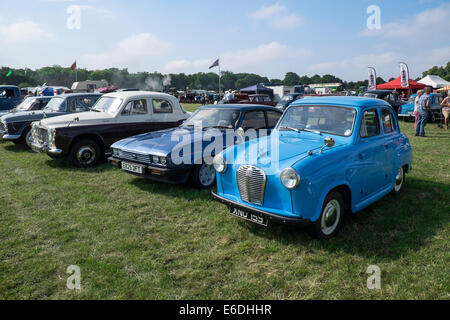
[119,151,152,164]
[34,127,48,146]
[236,165,267,205]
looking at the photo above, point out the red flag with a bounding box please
[70,61,77,70]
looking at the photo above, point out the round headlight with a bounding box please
[160,157,167,166]
[213,155,226,173]
[280,168,300,189]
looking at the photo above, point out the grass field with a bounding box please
[0,106,448,299]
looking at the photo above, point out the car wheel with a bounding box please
[309,191,344,239]
[21,128,33,149]
[392,166,405,194]
[190,164,216,189]
[69,139,101,168]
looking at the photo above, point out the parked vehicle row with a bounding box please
[1,93,413,239]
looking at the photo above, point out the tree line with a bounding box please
[0,62,447,92]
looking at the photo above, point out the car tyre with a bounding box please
[20,128,33,149]
[69,139,101,168]
[391,166,405,195]
[309,191,344,239]
[190,164,216,189]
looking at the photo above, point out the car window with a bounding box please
[266,111,281,128]
[263,96,271,102]
[241,111,266,130]
[360,109,380,138]
[80,97,97,108]
[0,89,17,98]
[68,98,89,113]
[122,99,148,116]
[382,109,395,133]
[152,99,173,114]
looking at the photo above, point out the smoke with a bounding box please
[106,71,172,91]
[143,74,171,91]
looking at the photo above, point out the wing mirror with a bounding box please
[320,137,335,153]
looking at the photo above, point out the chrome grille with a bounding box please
[33,126,48,146]
[236,165,267,205]
[119,151,152,164]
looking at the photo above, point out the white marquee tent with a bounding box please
[418,75,450,89]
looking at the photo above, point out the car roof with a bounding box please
[291,96,391,109]
[0,85,20,89]
[199,104,281,112]
[103,91,175,99]
[57,93,103,98]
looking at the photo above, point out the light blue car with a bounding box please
[398,93,444,122]
[212,97,413,239]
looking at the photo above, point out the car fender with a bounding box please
[311,180,352,222]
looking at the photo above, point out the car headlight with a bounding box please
[280,168,300,189]
[152,155,160,164]
[160,157,167,166]
[213,155,226,173]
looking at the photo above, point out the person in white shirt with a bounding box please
[414,90,423,132]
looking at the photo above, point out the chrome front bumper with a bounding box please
[30,139,62,156]
[2,134,21,141]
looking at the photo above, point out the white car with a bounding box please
[30,91,190,167]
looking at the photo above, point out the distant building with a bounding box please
[265,85,305,101]
[308,83,342,94]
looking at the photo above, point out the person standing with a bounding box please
[415,87,431,137]
[440,91,450,130]
[414,90,423,132]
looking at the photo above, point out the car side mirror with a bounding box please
[324,137,335,148]
[320,137,335,153]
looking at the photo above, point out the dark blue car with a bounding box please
[108,105,283,188]
[0,86,22,115]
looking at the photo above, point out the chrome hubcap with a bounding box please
[77,146,96,165]
[394,167,404,192]
[321,200,340,235]
[199,164,215,187]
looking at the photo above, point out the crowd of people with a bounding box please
[414,88,450,136]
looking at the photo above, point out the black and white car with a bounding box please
[30,91,190,167]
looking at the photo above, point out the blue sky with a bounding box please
[0,0,449,81]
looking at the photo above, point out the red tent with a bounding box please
[377,76,426,90]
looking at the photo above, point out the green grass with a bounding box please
[0,117,449,299]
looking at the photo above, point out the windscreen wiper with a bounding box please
[278,126,301,133]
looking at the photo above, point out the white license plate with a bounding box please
[229,207,268,226]
[121,161,144,174]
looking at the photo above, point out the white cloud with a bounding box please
[164,42,310,74]
[249,2,301,30]
[249,2,286,20]
[359,3,450,39]
[82,33,170,70]
[0,20,54,43]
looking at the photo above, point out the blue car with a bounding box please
[212,97,412,239]
[0,85,22,115]
[108,105,283,188]
[398,93,444,122]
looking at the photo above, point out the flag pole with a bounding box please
[218,59,221,97]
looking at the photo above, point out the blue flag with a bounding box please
[209,59,219,69]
